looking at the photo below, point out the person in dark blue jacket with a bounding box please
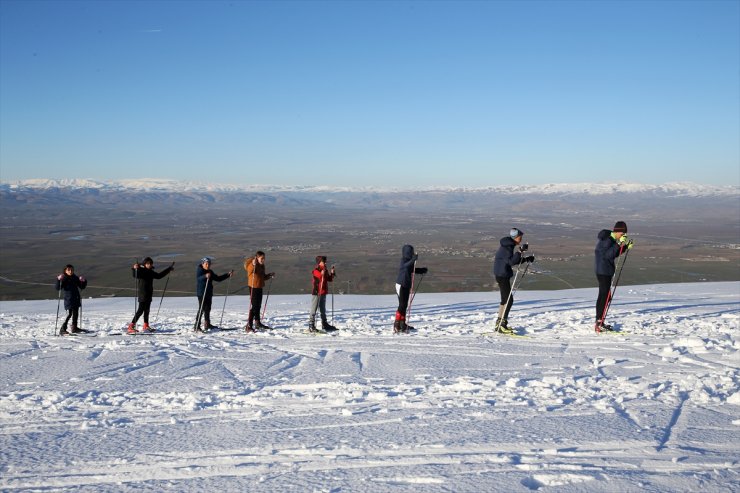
[55,264,87,335]
[195,257,233,331]
[493,228,534,332]
[394,245,428,333]
[127,257,174,334]
[594,221,633,332]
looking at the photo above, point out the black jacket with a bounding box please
[595,230,626,276]
[132,265,173,303]
[493,237,524,279]
[396,245,427,288]
[196,265,229,298]
[55,274,87,310]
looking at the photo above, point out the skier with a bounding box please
[394,244,428,334]
[195,257,233,332]
[127,257,174,334]
[309,255,337,333]
[244,251,275,332]
[595,221,634,332]
[493,228,535,333]
[55,264,87,335]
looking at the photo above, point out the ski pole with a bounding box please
[54,283,62,337]
[153,276,170,325]
[331,275,334,325]
[405,260,417,323]
[601,245,630,325]
[261,277,273,321]
[510,262,531,302]
[219,273,232,328]
[408,273,425,310]
[133,258,139,320]
[247,286,254,328]
[194,276,210,331]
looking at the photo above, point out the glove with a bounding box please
[618,234,630,245]
[267,272,275,279]
[57,274,63,281]
[525,256,535,263]
[626,238,634,249]
[416,267,428,274]
[79,276,86,282]
[413,253,419,262]
[519,243,529,252]
[170,262,176,269]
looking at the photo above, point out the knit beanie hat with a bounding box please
[613,221,628,233]
[509,228,524,239]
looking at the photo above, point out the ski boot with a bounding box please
[142,323,155,333]
[70,326,84,334]
[245,323,256,333]
[308,321,321,333]
[495,318,514,334]
[401,321,416,333]
[594,321,613,333]
[126,323,138,335]
[322,321,338,333]
[393,320,404,334]
[255,320,272,331]
[59,324,70,336]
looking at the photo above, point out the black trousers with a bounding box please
[496,276,514,320]
[395,284,411,319]
[62,307,79,329]
[248,287,263,326]
[596,274,613,322]
[132,301,151,324]
[196,296,213,327]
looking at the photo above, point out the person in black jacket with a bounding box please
[127,257,174,334]
[594,221,633,332]
[394,245,428,334]
[493,228,535,333]
[195,257,233,332]
[55,264,87,335]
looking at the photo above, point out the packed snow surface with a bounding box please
[1,282,738,491]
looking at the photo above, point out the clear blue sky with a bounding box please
[1,0,738,187]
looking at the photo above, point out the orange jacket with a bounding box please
[244,257,268,288]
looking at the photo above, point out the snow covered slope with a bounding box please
[1,283,738,491]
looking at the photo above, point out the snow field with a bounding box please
[0,282,738,491]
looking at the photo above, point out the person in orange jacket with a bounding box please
[244,251,275,332]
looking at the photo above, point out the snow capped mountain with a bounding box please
[2,178,737,197]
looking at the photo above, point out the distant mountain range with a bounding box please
[1,178,737,197]
[2,179,738,221]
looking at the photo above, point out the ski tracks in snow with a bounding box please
[0,283,738,491]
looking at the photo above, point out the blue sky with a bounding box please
[1,0,738,187]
